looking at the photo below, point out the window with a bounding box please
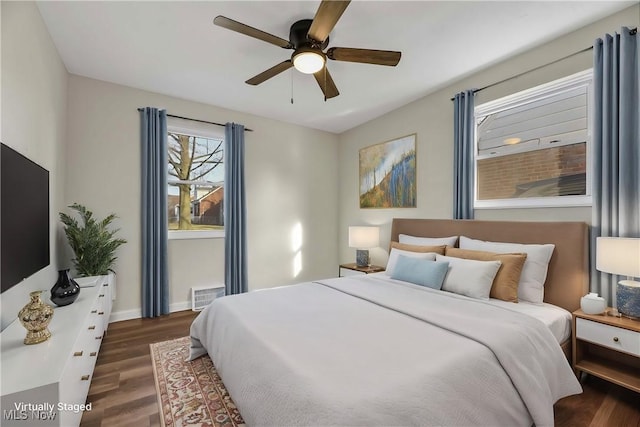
[167,118,224,239]
[474,69,592,209]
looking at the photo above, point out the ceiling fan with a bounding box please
[213,0,401,100]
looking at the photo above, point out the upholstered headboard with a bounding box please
[390,218,589,313]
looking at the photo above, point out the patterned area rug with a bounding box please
[150,336,245,427]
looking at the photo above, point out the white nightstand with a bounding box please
[572,309,640,393]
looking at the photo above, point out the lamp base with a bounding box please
[616,280,640,319]
[356,249,370,267]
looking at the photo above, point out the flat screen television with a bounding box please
[1,142,50,292]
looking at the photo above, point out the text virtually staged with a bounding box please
[3,401,92,423]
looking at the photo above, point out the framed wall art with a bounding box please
[359,134,416,208]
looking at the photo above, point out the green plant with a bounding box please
[59,203,127,277]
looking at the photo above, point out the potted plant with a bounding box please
[59,203,127,277]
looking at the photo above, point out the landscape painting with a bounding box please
[359,134,416,208]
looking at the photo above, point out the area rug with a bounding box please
[150,336,245,427]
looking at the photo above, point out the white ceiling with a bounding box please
[37,1,634,134]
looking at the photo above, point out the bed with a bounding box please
[190,219,589,426]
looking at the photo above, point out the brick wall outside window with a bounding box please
[477,143,586,200]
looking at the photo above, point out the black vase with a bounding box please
[50,269,80,307]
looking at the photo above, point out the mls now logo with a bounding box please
[3,409,57,421]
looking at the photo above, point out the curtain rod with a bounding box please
[167,114,254,132]
[449,46,592,101]
[137,109,253,132]
[449,27,637,101]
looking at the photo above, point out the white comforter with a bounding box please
[190,275,581,426]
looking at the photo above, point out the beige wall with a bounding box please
[65,75,339,317]
[1,2,68,329]
[3,2,637,324]
[337,5,640,268]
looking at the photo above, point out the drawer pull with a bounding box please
[81,375,90,381]
[91,310,97,314]
[98,312,105,315]
[73,351,83,357]
[88,325,96,330]
[99,294,105,298]
[96,336,102,340]
[90,352,97,357]
[613,337,619,342]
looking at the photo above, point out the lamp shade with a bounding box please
[348,226,379,249]
[596,237,640,277]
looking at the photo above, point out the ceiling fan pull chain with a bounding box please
[291,69,294,104]
[324,67,327,102]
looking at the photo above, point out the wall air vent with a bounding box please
[191,285,225,311]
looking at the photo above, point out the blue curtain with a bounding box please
[591,27,640,304]
[224,123,248,295]
[140,107,169,317]
[453,90,476,219]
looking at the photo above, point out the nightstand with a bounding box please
[339,263,385,277]
[572,309,640,393]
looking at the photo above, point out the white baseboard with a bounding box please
[170,301,191,312]
[109,308,141,323]
[109,301,192,323]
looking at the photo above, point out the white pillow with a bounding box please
[399,234,458,247]
[436,255,501,300]
[459,236,555,304]
[386,248,436,276]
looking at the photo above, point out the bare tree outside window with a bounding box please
[167,132,224,231]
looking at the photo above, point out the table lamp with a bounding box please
[596,237,640,318]
[348,226,379,267]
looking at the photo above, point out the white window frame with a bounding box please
[167,117,225,240]
[474,69,593,209]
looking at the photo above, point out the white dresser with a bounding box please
[0,275,113,426]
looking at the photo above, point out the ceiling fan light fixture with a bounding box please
[292,48,325,74]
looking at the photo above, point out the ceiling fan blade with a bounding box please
[308,0,351,43]
[327,47,401,66]
[313,67,339,99]
[245,60,293,85]
[214,16,292,49]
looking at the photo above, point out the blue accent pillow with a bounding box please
[390,255,449,290]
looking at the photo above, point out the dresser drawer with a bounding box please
[59,338,96,426]
[99,281,112,330]
[576,317,640,356]
[83,316,105,355]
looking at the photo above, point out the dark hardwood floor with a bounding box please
[81,311,639,426]
[80,310,198,427]
[555,376,640,427]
